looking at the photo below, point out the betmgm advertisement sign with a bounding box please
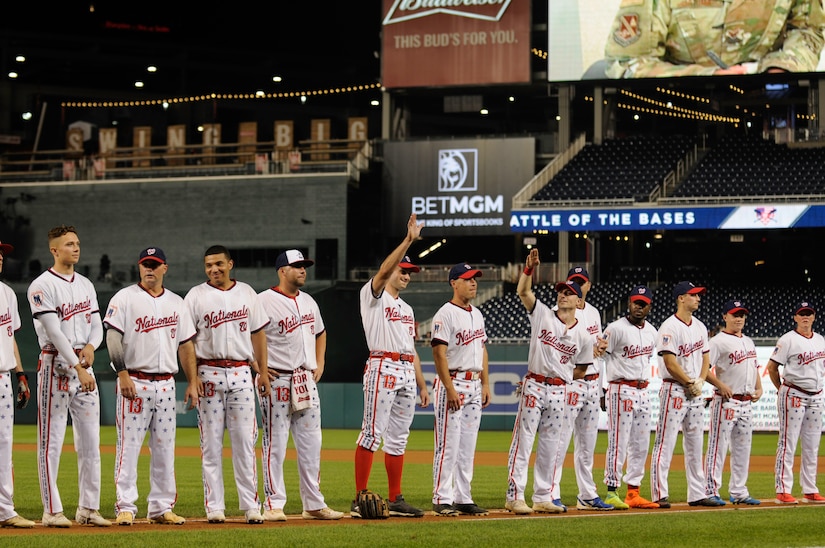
[383,138,535,236]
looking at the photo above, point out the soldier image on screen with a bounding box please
[604,0,825,78]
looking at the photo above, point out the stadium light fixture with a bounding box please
[15,55,25,63]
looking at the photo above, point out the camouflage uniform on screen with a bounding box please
[604,0,825,78]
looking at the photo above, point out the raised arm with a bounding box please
[371,214,423,296]
[516,248,538,313]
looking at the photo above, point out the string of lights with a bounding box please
[618,89,740,124]
[61,82,383,109]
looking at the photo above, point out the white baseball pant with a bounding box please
[604,382,652,489]
[775,384,823,495]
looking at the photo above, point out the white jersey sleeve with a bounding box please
[359,279,416,356]
[431,301,487,372]
[0,281,21,373]
[258,287,324,371]
[184,280,269,361]
[104,284,196,374]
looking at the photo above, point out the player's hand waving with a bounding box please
[407,214,424,242]
[526,248,540,269]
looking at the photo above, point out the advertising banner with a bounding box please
[382,0,531,88]
[510,204,825,233]
[384,137,535,236]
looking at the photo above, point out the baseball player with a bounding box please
[104,247,198,526]
[604,0,825,78]
[602,285,659,510]
[257,249,343,521]
[184,245,270,524]
[0,240,35,529]
[650,281,723,508]
[354,214,429,519]
[767,300,825,504]
[431,262,490,516]
[505,249,595,515]
[552,266,611,511]
[27,225,111,527]
[703,299,763,506]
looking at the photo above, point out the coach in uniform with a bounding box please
[354,215,429,518]
[28,225,111,527]
[431,262,490,516]
[505,249,595,515]
[767,300,825,504]
[602,285,660,510]
[703,299,762,506]
[0,240,35,529]
[105,247,198,525]
[257,249,343,521]
[651,281,723,508]
[184,245,270,524]
[604,0,825,78]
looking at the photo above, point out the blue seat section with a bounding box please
[531,135,696,202]
[674,134,825,197]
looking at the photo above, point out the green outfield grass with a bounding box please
[6,427,825,547]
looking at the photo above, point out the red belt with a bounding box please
[41,347,82,356]
[611,379,649,389]
[128,370,174,381]
[197,359,248,368]
[584,373,600,381]
[729,393,751,402]
[526,372,565,386]
[451,370,481,381]
[370,351,415,363]
[783,382,822,396]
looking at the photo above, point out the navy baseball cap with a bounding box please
[276,249,314,269]
[449,263,482,282]
[629,285,652,304]
[672,280,706,300]
[723,300,749,315]
[0,241,13,255]
[399,255,420,273]
[138,247,166,264]
[795,301,815,315]
[567,266,589,283]
[555,280,582,298]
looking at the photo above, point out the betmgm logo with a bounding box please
[438,149,478,192]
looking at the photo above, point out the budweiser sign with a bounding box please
[383,0,511,25]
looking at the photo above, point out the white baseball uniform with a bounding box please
[602,316,657,491]
[650,313,709,503]
[771,329,825,495]
[28,269,104,515]
[431,301,487,506]
[257,286,327,512]
[0,281,22,522]
[552,301,602,501]
[104,284,196,519]
[704,330,760,500]
[507,298,593,504]
[184,280,269,515]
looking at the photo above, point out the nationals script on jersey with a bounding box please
[184,281,268,360]
[528,299,593,381]
[603,316,657,382]
[771,329,825,393]
[28,269,99,360]
[656,314,709,380]
[258,287,324,371]
[0,282,21,372]
[359,280,416,358]
[104,284,196,374]
[709,331,759,394]
[431,301,487,372]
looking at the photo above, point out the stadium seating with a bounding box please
[531,135,696,202]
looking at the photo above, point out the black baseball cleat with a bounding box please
[654,498,671,509]
[432,504,460,516]
[688,497,725,507]
[454,503,489,516]
[388,495,424,518]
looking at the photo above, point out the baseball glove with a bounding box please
[356,489,389,519]
[16,372,30,409]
